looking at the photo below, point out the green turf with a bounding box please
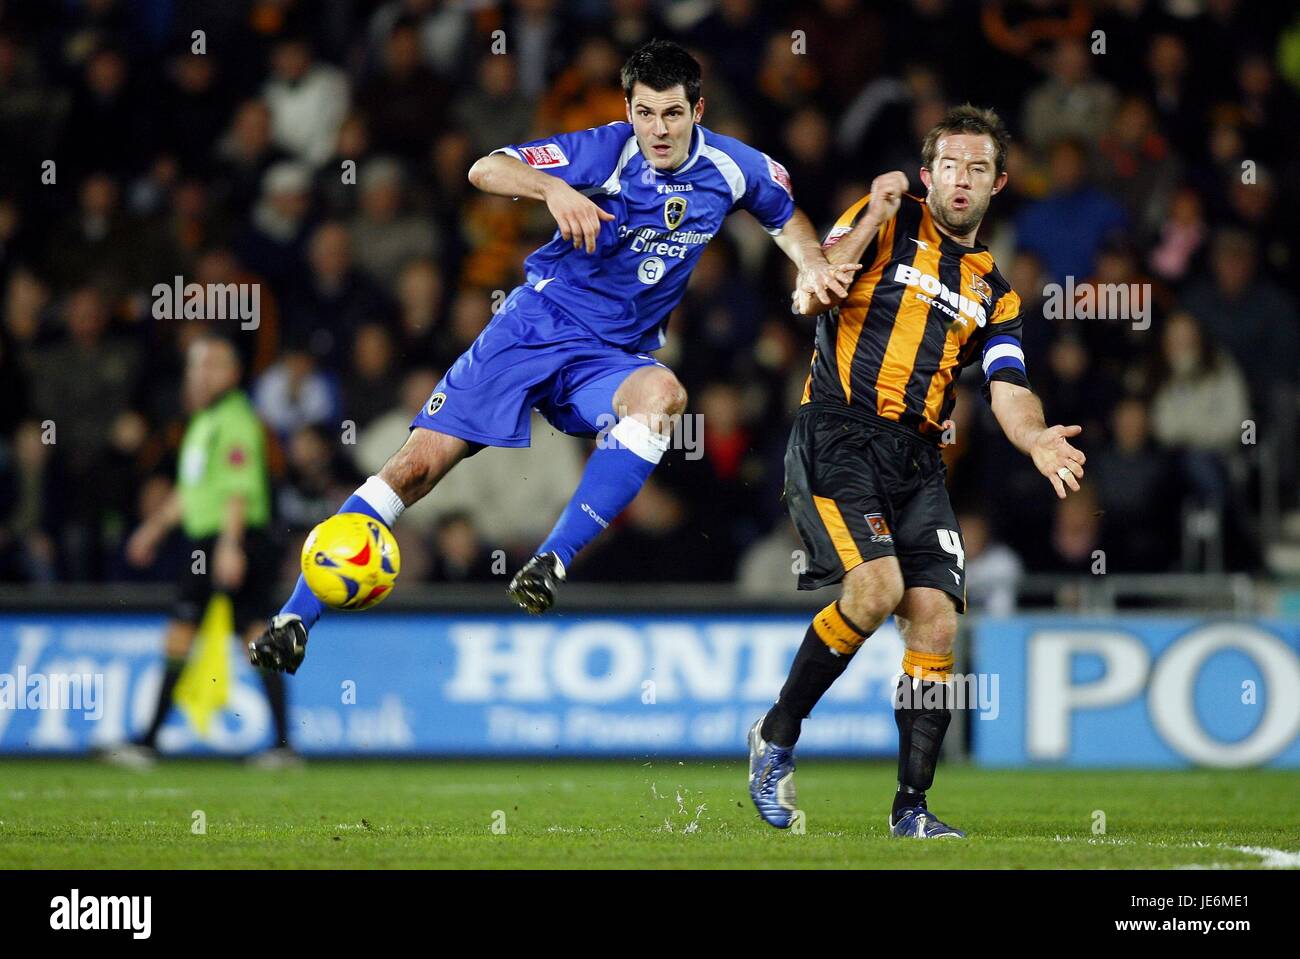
[0,759,1296,869]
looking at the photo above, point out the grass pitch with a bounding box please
[0,759,1296,869]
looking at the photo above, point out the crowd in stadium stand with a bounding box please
[0,0,1297,603]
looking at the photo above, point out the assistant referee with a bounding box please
[116,334,291,766]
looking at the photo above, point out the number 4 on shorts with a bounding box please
[937,528,964,569]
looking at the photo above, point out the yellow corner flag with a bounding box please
[175,593,234,738]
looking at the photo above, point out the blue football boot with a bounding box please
[747,719,798,828]
[889,805,966,839]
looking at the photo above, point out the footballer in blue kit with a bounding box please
[250,39,857,673]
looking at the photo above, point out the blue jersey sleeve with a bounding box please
[491,122,634,193]
[727,142,796,235]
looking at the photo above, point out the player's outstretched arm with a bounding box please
[790,170,907,315]
[467,153,614,254]
[989,379,1086,499]
[778,208,859,313]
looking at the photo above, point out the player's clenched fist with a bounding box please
[867,171,909,222]
[542,179,615,254]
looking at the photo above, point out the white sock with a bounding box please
[355,476,406,526]
[609,416,671,465]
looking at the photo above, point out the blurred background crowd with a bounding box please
[0,0,1298,607]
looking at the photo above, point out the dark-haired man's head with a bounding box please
[918,104,1010,238]
[1047,137,1089,193]
[621,39,704,171]
[185,334,242,410]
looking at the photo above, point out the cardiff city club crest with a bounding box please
[664,196,687,230]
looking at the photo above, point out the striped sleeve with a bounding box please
[979,288,1029,401]
[823,194,870,247]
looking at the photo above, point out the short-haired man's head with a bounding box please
[921,104,1010,176]
[621,38,702,106]
[185,333,242,407]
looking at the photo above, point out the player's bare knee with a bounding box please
[898,603,957,655]
[617,369,687,426]
[841,591,899,632]
[840,564,903,632]
[655,376,688,418]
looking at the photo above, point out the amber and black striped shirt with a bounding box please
[801,193,1029,441]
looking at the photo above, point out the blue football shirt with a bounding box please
[492,121,796,352]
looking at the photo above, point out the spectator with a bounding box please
[1043,483,1102,575]
[0,419,63,582]
[157,51,230,176]
[1183,228,1299,419]
[58,45,150,178]
[429,511,498,583]
[1149,311,1251,515]
[453,55,536,161]
[958,510,1023,616]
[365,0,475,81]
[737,518,803,598]
[534,34,625,135]
[1021,38,1118,154]
[1148,186,1208,284]
[1015,137,1127,284]
[1094,95,1181,238]
[281,221,394,370]
[1093,397,1181,572]
[253,349,339,441]
[45,172,140,296]
[1146,32,1202,156]
[393,257,445,368]
[234,160,315,292]
[24,287,140,577]
[316,112,374,218]
[582,476,721,583]
[342,323,400,430]
[213,99,290,220]
[348,158,438,290]
[276,423,358,535]
[24,287,140,482]
[355,17,443,161]
[262,35,349,169]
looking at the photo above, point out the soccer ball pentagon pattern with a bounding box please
[301,513,400,611]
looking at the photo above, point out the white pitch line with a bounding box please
[1228,846,1300,868]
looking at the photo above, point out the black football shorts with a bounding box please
[174,528,280,631]
[783,405,967,613]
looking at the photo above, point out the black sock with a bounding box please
[139,658,186,748]
[259,669,290,749]
[761,602,870,748]
[892,675,953,817]
[892,784,928,820]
